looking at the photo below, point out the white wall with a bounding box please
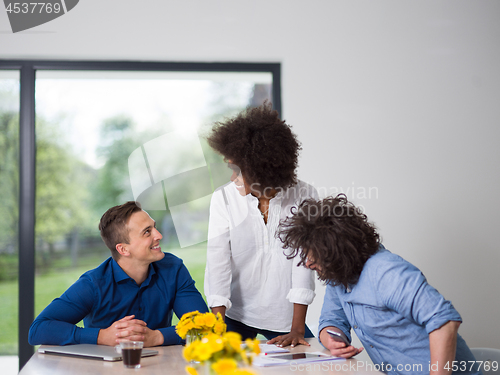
[1,0,499,349]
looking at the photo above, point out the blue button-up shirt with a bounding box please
[318,246,481,375]
[29,253,208,346]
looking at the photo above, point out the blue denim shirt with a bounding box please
[29,253,208,346]
[319,246,481,375]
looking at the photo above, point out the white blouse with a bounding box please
[204,180,317,332]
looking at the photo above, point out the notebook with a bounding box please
[38,344,159,361]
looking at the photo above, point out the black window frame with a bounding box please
[0,60,281,370]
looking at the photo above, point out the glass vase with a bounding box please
[185,331,203,346]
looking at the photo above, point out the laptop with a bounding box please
[38,344,159,361]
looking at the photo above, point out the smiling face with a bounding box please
[118,210,164,265]
[228,161,252,196]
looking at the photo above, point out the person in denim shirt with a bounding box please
[278,195,481,375]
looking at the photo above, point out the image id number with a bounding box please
[444,360,499,372]
[6,2,62,14]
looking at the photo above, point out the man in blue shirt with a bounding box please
[278,195,481,375]
[29,201,208,347]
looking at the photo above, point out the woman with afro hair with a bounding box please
[204,102,318,347]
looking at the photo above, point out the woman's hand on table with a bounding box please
[267,330,311,348]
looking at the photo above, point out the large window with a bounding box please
[0,71,20,375]
[0,61,280,373]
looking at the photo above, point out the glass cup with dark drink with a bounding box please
[119,341,144,368]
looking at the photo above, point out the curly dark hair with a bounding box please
[277,194,380,287]
[206,102,301,190]
[98,201,142,260]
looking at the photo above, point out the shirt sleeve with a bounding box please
[287,254,316,305]
[28,275,101,346]
[161,261,209,346]
[287,183,318,305]
[204,189,233,309]
[374,255,462,334]
[318,283,352,344]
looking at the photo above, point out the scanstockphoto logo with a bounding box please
[127,130,380,248]
[3,0,79,33]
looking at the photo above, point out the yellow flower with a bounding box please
[223,332,243,352]
[193,314,207,328]
[182,311,200,320]
[244,339,261,355]
[183,342,196,362]
[181,317,255,373]
[211,358,238,374]
[204,313,217,328]
[193,341,214,362]
[178,311,227,339]
[177,326,188,339]
[232,369,257,375]
[203,333,225,352]
[177,320,197,339]
[213,321,227,335]
[239,351,250,366]
[185,320,196,331]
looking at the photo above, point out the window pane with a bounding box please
[0,71,20,375]
[34,71,272,323]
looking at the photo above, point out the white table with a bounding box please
[20,339,381,375]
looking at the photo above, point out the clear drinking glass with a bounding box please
[119,341,144,369]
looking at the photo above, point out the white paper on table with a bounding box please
[258,344,290,354]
